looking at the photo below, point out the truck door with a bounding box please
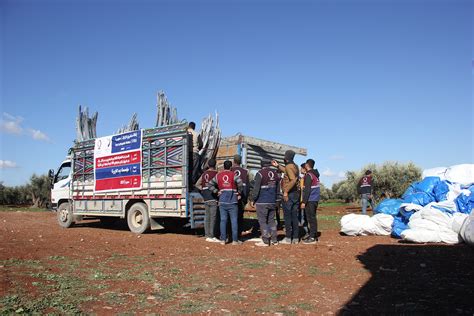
[51,162,72,207]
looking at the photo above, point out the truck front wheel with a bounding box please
[127,202,150,234]
[57,202,74,228]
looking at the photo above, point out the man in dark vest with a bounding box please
[272,150,300,244]
[208,160,243,245]
[195,158,219,242]
[251,159,281,246]
[358,170,375,214]
[231,154,250,238]
[301,159,320,244]
[187,122,203,188]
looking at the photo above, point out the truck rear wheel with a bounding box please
[57,202,74,228]
[127,202,150,234]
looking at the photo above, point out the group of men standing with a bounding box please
[196,148,321,246]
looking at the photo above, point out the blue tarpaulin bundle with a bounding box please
[374,199,403,216]
[456,186,474,214]
[433,181,450,202]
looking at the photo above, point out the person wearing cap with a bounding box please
[272,150,300,244]
[301,159,320,244]
[195,158,219,242]
[208,160,244,245]
[250,159,281,246]
[231,154,250,238]
[358,170,375,215]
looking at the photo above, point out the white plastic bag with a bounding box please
[422,167,447,180]
[460,212,474,246]
[444,164,474,186]
[340,213,393,236]
[340,214,376,236]
[371,214,394,235]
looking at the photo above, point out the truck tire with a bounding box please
[127,202,150,234]
[57,202,74,228]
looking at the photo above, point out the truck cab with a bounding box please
[50,158,72,211]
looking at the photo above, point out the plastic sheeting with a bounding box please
[340,213,394,236]
[400,206,467,244]
[460,212,474,246]
[374,199,403,216]
[444,164,474,186]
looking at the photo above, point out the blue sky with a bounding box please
[1,0,473,187]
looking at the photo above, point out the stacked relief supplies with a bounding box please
[340,164,474,245]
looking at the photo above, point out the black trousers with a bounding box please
[191,152,201,185]
[305,201,319,239]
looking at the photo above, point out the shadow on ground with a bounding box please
[340,244,474,315]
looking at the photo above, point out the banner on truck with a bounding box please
[94,130,143,192]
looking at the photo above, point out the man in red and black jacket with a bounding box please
[195,158,219,242]
[232,155,250,238]
[357,170,375,214]
[208,160,243,245]
[301,159,320,244]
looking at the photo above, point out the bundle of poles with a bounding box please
[156,91,179,127]
[116,113,139,134]
[75,92,222,172]
[199,112,221,172]
[75,105,98,142]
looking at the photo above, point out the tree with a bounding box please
[332,162,422,202]
[27,174,51,208]
[319,183,331,201]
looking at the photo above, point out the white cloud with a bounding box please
[27,128,51,142]
[329,155,345,160]
[322,168,336,177]
[0,113,52,142]
[0,160,18,169]
[338,171,346,179]
[0,113,23,135]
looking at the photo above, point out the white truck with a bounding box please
[49,122,204,233]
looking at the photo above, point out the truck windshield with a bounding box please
[56,163,71,183]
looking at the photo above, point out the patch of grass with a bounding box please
[318,214,343,230]
[319,201,348,207]
[270,290,289,299]
[218,292,246,302]
[90,270,112,280]
[155,283,182,301]
[292,302,314,311]
[0,205,48,212]
[103,292,127,305]
[175,300,214,314]
[308,265,336,276]
[48,255,66,261]
[2,258,42,267]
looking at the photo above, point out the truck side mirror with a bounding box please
[48,169,55,188]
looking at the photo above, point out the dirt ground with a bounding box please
[1,205,473,315]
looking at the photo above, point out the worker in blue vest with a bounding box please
[301,159,320,244]
[208,160,243,245]
[195,158,219,242]
[231,155,250,238]
[251,159,281,246]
